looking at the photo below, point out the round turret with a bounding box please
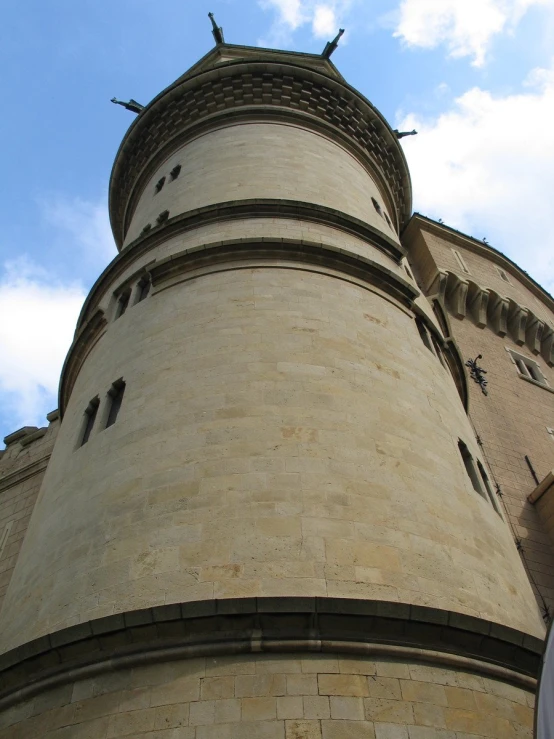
[0,41,544,739]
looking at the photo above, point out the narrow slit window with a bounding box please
[430,334,447,368]
[115,291,130,319]
[458,440,485,498]
[169,164,181,181]
[106,380,125,428]
[497,267,510,283]
[477,460,502,515]
[452,249,470,274]
[136,276,151,303]
[416,317,434,354]
[154,177,166,194]
[384,212,392,228]
[80,397,99,446]
[371,197,383,217]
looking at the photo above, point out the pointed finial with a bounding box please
[208,12,225,44]
[322,29,345,58]
[111,98,144,114]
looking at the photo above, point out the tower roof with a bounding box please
[109,41,413,249]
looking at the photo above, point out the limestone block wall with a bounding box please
[0,263,544,652]
[122,123,399,247]
[0,414,59,613]
[0,653,536,739]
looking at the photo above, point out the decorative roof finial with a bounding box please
[208,12,225,45]
[111,98,144,114]
[322,28,344,58]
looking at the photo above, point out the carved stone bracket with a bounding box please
[487,293,509,337]
[525,315,544,355]
[508,302,529,346]
[447,274,469,319]
[467,284,489,328]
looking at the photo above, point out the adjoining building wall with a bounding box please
[0,414,59,613]
[403,216,554,616]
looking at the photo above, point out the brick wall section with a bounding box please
[404,220,554,617]
[0,654,535,738]
[0,414,59,612]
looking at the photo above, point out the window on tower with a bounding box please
[477,460,502,515]
[135,275,151,303]
[115,291,131,319]
[169,164,181,181]
[105,380,125,428]
[458,440,486,500]
[154,177,166,194]
[80,397,99,446]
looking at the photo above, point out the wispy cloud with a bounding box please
[397,59,554,293]
[0,193,115,437]
[258,0,352,45]
[0,258,86,432]
[40,193,116,268]
[393,0,554,67]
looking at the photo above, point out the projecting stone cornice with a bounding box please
[429,269,554,365]
[109,60,412,248]
[0,598,542,710]
[149,239,417,308]
[63,231,417,416]
[76,198,407,333]
[58,309,107,419]
[405,214,554,316]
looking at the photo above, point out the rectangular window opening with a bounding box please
[508,349,549,387]
[106,380,125,428]
[80,397,99,446]
[416,317,434,354]
[136,277,151,303]
[458,440,486,499]
[115,292,130,319]
[477,460,502,515]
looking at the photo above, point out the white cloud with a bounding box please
[0,258,86,432]
[397,60,554,294]
[259,0,350,44]
[393,0,554,67]
[313,5,338,37]
[40,193,116,270]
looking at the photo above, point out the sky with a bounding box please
[1,0,553,438]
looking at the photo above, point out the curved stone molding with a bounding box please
[0,598,542,709]
[58,309,107,418]
[109,62,412,247]
[150,240,417,304]
[60,237,417,415]
[431,269,554,365]
[76,199,407,333]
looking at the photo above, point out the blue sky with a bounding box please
[1,0,554,438]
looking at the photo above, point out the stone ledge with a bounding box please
[77,197,409,334]
[0,598,542,709]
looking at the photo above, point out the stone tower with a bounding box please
[0,36,548,739]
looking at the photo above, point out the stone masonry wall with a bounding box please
[0,266,543,653]
[0,415,59,613]
[0,653,535,739]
